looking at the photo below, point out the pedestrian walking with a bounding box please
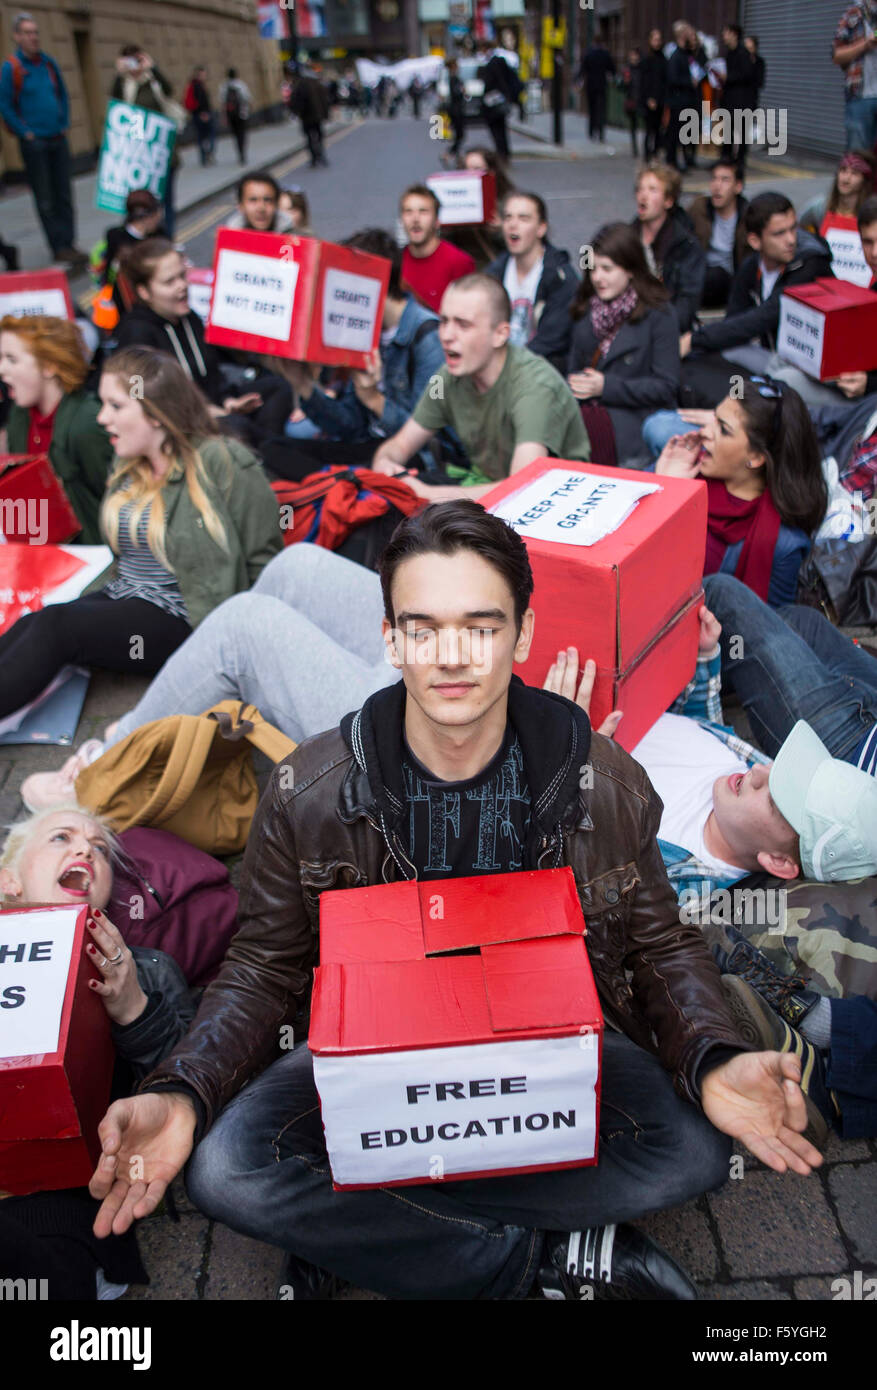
[219,68,251,165]
[578,34,616,143]
[0,12,85,268]
[640,27,667,161]
[477,41,520,162]
[183,66,216,167]
[288,68,330,167]
[620,47,643,158]
[441,58,466,164]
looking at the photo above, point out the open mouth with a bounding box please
[444,349,462,366]
[57,862,93,897]
[729,772,745,796]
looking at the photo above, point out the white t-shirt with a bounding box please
[503,255,543,346]
[707,209,738,274]
[759,261,782,301]
[863,48,877,98]
[631,713,747,876]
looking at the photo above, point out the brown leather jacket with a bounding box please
[143,679,747,1131]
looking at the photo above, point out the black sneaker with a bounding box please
[539,1223,698,1300]
[720,975,836,1148]
[276,1252,348,1300]
[713,926,821,1030]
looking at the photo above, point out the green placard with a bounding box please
[95,100,177,215]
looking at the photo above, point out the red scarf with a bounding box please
[703,480,782,604]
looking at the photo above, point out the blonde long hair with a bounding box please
[100,347,230,569]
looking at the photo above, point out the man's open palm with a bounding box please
[89,1093,197,1237]
[701,1052,824,1176]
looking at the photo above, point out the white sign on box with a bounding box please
[314,1033,599,1186]
[0,289,69,320]
[321,268,382,351]
[428,173,484,225]
[778,296,825,377]
[210,248,298,341]
[825,226,871,288]
[490,468,659,547]
[0,907,78,1058]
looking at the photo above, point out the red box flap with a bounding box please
[784,276,877,310]
[420,869,584,954]
[318,880,425,964]
[481,935,601,1031]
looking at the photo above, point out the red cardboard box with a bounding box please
[0,905,113,1195]
[0,454,81,543]
[778,277,877,379]
[309,868,602,1190]
[205,227,390,367]
[820,213,871,288]
[426,169,497,226]
[0,270,73,322]
[484,459,707,751]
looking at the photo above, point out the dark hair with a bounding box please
[711,155,744,183]
[828,149,877,216]
[736,379,827,535]
[858,192,877,230]
[237,171,280,203]
[227,67,237,79]
[723,22,743,40]
[400,183,440,216]
[379,501,534,629]
[119,44,141,57]
[119,236,179,291]
[745,192,794,237]
[502,190,548,226]
[570,222,669,321]
[343,227,403,298]
[125,188,160,217]
[458,146,513,202]
[449,271,511,325]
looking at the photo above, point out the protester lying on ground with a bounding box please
[0,347,281,720]
[262,228,450,480]
[0,805,197,1300]
[652,377,827,605]
[399,183,476,313]
[485,191,579,371]
[114,238,292,447]
[687,157,749,309]
[679,193,838,411]
[632,163,706,332]
[88,502,821,1303]
[89,190,168,319]
[372,274,589,500]
[566,221,679,468]
[223,172,296,234]
[799,148,877,240]
[0,313,114,543]
[278,188,312,233]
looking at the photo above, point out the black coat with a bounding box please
[114,300,224,403]
[723,44,754,111]
[485,242,580,370]
[567,303,680,466]
[639,50,667,109]
[666,45,697,110]
[579,46,616,94]
[632,206,706,333]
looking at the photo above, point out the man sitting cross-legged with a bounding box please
[89,503,820,1302]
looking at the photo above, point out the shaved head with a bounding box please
[450,272,511,326]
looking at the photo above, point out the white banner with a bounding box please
[0,288,69,320]
[777,296,825,378]
[0,907,78,1059]
[825,226,872,288]
[427,174,485,226]
[490,469,659,547]
[313,1032,599,1186]
[321,267,382,352]
[210,248,298,341]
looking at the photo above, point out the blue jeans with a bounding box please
[844,95,877,150]
[186,1035,731,1299]
[829,997,877,1139]
[19,133,74,254]
[642,410,697,459]
[703,573,877,761]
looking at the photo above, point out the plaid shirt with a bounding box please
[657,647,771,905]
[834,2,877,99]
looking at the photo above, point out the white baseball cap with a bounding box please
[769,721,877,882]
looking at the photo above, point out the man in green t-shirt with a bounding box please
[372,274,590,501]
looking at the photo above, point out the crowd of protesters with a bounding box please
[0,13,876,1309]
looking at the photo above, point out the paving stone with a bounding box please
[79,671,150,719]
[121,1212,209,1301]
[203,1223,286,1300]
[708,1171,847,1278]
[794,1276,846,1300]
[822,1131,873,1163]
[828,1165,877,1264]
[700,1280,792,1300]
[634,1201,719,1282]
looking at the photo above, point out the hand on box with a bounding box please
[264,356,314,396]
[90,1092,198,1237]
[700,1052,824,1176]
[655,431,702,478]
[567,369,604,401]
[352,348,382,395]
[222,392,263,415]
[834,371,868,399]
[542,648,623,738]
[679,332,692,359]
[697,603,722,654]
[86,909,147,1026]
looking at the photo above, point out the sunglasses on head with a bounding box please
[750,374,784,439]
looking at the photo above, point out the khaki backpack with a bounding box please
[75,701,295,855]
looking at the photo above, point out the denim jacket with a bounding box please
[302,295,444,443]
[658,646,770,904]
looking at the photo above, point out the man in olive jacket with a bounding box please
[90,503,821,1301]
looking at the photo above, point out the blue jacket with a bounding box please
[718,522,811,608]
[302,295,445,443]
[0,46,68,139]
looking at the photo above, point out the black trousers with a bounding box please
[228,116,248,163]
[667,106,697,170]
[0,593,191,719]
[449,112,465,155]
[485,111,510,161]
[260,435,379,483]
[221,371,293,449]
[587,86,607,139]
[303,122,325,165]
[702,264,733,309]
[643,106,663,159]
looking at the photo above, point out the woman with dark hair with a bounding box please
[566,221,680,468]
[800,150,876,238]
[655,377,828,607]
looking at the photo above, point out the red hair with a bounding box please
[0,314,89,393]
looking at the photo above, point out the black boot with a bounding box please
[539,1223,698,1300]
[1,242,19,271]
